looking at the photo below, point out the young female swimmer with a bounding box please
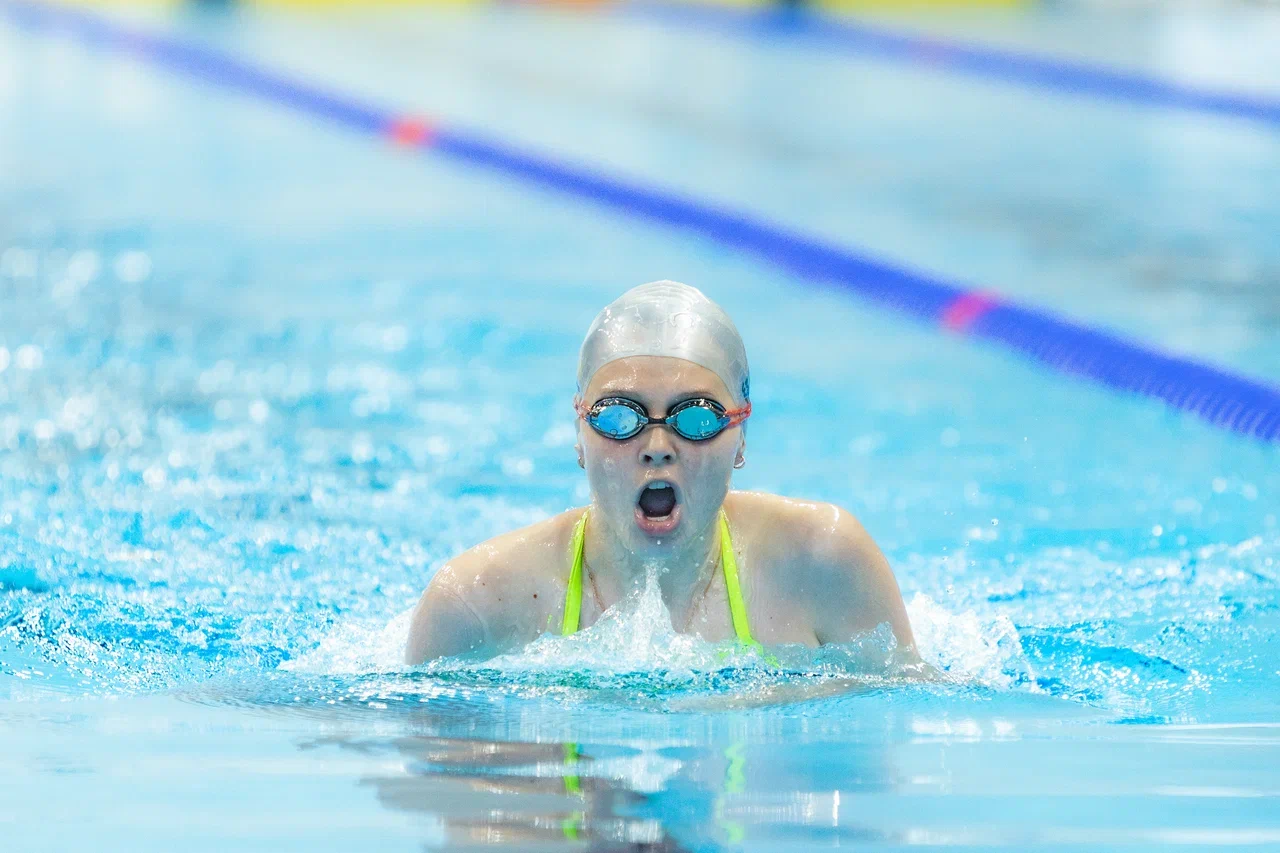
[405,281,915,664]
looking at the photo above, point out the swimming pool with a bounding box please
[1,0,1279,848]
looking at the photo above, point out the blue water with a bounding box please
[2,1,1279,849]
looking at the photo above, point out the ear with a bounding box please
[574,418,585,469]
[733,436,746,469]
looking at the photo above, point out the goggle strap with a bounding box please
[723,401,752,427]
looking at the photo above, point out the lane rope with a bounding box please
[5,0,1279,442]
[618,0,1280,131]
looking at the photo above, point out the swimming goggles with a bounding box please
[575,396,751,442]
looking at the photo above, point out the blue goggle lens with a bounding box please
[671,404,724,440]
[591,404,645,439]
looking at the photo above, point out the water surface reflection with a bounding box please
[305,722,895,850]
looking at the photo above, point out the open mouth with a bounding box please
[634,481,681,537]
[638,482,678,519]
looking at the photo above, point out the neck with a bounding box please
[583,508,721,615]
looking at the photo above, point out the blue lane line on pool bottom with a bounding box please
[6,0,1280,442]
[617,0,1280,132]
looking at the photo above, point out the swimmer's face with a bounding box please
[578,356,744,553]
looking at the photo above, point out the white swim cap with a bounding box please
[577,281,750,405]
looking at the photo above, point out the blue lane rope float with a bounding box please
[5,0,1279,442]
[618,1,1280,132]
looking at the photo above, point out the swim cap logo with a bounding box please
[742,376,750,401]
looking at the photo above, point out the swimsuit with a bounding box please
[560,509,762,651]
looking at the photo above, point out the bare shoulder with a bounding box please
[405,508,584,664]
[432,509,581,603]
[726,491,914,649]
[726,490,873,562]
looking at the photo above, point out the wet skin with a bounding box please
[405,357,915,664]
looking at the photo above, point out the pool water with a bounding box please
[2,1,1279,849]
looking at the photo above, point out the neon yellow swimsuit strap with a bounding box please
[565,509,760,651]
[718,510,760,649]
[561,511,588,635]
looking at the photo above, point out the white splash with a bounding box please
[906,592,1032,688]
[280,608,414,675]
[485,567,741,675]
[282,580,1031,692]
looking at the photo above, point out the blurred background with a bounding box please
[3,0,1280,850]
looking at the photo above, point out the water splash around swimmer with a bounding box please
[408,565,942,708]
[489,563,725,674]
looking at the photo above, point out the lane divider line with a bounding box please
[5,0,1280,442]
[616,0,1280,131]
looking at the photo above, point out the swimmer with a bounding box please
[405,281,915,664]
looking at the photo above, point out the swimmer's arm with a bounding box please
[404,565,490,665]
[807,508,917,657]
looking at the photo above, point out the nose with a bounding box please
[637,424,677,466]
